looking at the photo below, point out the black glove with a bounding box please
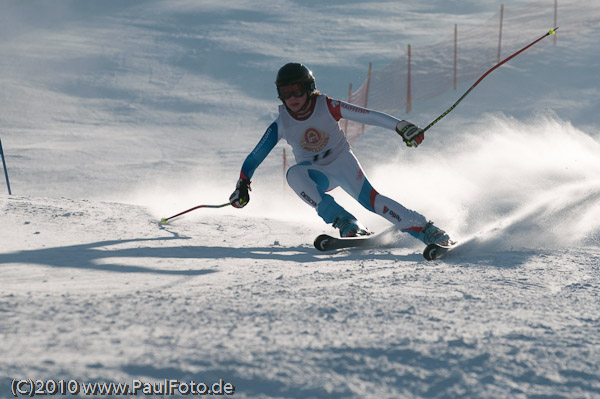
[396,121,425,147]
[229,178,251,208]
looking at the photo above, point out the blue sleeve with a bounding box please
[240,121,279,180]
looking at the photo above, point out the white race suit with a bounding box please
[238,94,428,236]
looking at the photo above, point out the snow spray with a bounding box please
[372,113,600,250]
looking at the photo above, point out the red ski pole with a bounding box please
[160,203,231,224]
[423,27,558,133]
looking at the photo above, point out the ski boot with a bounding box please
[416,221,452,246]
[333,217,370,238]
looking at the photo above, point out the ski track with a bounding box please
[1,196,599,399]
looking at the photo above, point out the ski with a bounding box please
[314,233,378,251]
[422,243,454,260]
[315,231,457,261]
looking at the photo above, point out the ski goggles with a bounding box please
[277,84,306,100]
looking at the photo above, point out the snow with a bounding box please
[1,1,599,398]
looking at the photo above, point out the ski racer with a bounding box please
[229,62,451,246]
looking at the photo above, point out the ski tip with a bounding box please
[423,243,451,261]
[314,234,333,251]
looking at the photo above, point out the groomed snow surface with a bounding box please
[2,192,600,398]
[2,1,600,398]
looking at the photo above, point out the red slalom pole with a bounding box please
[423,27,558,133]
[160,203,231,224]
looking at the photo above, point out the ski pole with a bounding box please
[0,138,12,195]
[423,27,558,133]
[160,202,231,224]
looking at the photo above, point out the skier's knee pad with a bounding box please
[286,163,330,193]
[285,163,310,190]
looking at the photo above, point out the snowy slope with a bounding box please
[1,1,600,398]
[2,194,599,398]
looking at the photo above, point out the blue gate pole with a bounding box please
[0,137,12,195]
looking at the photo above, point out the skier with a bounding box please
[229,62,451,246]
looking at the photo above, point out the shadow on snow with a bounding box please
[0,235,427,275]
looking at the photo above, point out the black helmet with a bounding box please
[275,63,317,98]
